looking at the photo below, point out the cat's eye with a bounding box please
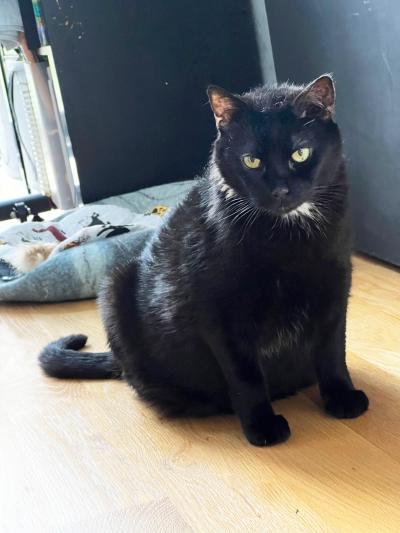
[291,147,311,163]
[242,155,262,169]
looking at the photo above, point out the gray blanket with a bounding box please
[0,180,193,302]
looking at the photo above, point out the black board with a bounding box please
[266,0,400,266]
[40,0,263,203]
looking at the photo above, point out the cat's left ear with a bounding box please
[294,74,335,120]
[207,86,245,128]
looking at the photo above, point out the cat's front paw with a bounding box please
[324,389,369,419]
[244,414,291,447]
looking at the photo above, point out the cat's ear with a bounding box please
[294,74,335,120]
[207,86,245,128]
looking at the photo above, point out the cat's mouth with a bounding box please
[266,200,313,218]
[282,201,316,218]
[247,194,311,218]
[273,201,303,216]
[278,204,295,215]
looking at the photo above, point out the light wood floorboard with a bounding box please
[0,255,399,532]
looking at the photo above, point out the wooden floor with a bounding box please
[1,255,400,532]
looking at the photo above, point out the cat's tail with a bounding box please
[39,335,122,379]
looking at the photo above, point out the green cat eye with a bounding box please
[291,147,311,163]
[242,155,262,169]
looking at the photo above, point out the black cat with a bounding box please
[39,75,369,446]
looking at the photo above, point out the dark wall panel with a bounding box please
[266,0,400,266]
[40,0,262,202]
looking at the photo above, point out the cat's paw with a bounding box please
[244,414,291,447]
[324,389,369,419]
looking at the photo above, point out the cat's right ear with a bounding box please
[293,75,335,120]
[207,86,245,128]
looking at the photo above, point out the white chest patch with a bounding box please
[258,310,308,358]
[279,202,327,238]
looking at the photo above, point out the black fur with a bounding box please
[39,76,368,446]
[39,335,121,379]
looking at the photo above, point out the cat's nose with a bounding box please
[272,187,289,200]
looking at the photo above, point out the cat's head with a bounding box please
[208,75,344,217]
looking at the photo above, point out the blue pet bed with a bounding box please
[0,181,193,302]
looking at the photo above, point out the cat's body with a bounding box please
[101,173,349,408]
[40,76,368,446]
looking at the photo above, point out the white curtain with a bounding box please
[0,0,23,50]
